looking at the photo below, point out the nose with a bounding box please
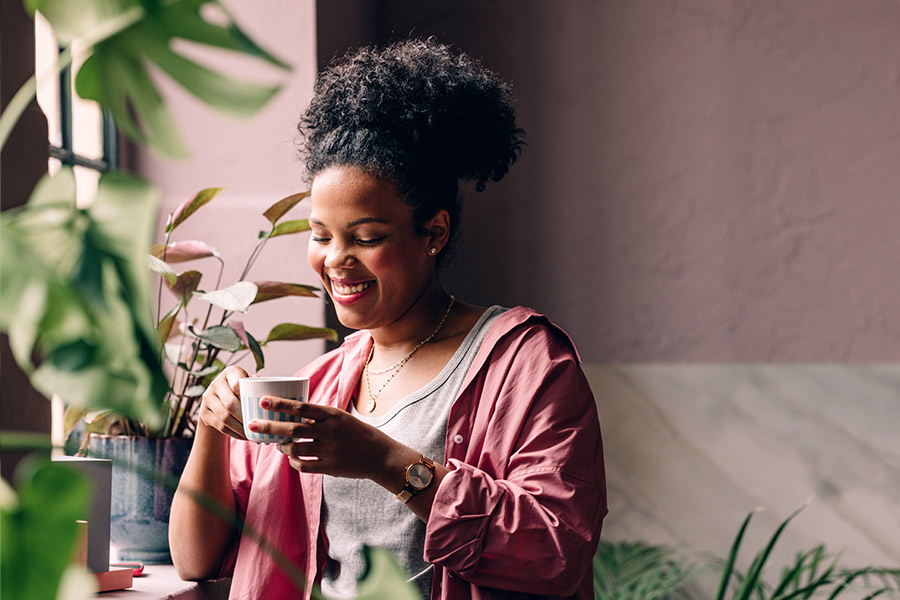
[323,239,355,270]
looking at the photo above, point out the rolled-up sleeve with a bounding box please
[424,328,606,597]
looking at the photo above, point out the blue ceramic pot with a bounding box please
[88,435,193,564]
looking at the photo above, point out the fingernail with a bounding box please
[260,397,270,408]
[248,421,259,432]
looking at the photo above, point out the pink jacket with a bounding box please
[223,307,607,599]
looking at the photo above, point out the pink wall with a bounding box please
[319,0,900,361]
[136,0,324,376]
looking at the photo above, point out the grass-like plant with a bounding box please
[594,540,696,599]
[713,505,900,600]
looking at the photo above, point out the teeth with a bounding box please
[332,280,374,295]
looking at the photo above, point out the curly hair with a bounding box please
[299,38,525,259]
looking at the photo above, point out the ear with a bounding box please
[423,210,451,255]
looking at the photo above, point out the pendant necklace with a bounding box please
[364,295,456,412]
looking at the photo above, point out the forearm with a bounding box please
[169,423,238,580]
[368,438,449,523]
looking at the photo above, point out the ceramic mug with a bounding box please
[238,377,309,443]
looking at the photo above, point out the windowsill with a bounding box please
[98,565,230,599]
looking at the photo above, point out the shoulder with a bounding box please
[483,306,582,364]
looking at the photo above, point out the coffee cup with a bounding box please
[238,377,309,443]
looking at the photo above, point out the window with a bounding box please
[35,12,119,447]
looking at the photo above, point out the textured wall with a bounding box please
[337,0,900,362]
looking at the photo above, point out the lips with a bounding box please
[329,277,375,304]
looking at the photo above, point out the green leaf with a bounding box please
[151,240,220,263]
[79,44,189,158]
[252,281,319,304]
[194,281,258,314]
[196,325,242,352]
[355,546,422,600]
[263,323,338,344]
[135,25,281,120]
[166,188,224,234]
[735,504,809,600]
[262,191,310,224]
[246,331,264,371]
[148,254,177,286]
[1,458,89,600]
[47,0,290,159]
[156,2,289,69]
[269,219,310,238]
[27,165,76,209]
[27,0,137,45]
[716,508,763,600]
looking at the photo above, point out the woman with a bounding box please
[170,38,606,600]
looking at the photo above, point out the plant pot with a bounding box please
[88,435,193,564]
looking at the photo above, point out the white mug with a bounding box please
[238,377,309,443]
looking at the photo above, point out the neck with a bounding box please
[368,282,452,352]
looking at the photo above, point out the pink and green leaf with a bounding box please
[151,240,219,263]
[263,323,338,344]
[252,281,319,304]
[193,281,258,314]
[262,191,310,225]
[267,219,310,238]
[170,270,202,306]
[166,187,223,233]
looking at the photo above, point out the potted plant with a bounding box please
[62,185,337,563]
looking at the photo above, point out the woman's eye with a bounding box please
[311,236,330,243]
[356,236,386,246]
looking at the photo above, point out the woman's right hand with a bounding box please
[198,366,249,440]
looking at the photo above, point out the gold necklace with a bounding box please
[364,295,456,412]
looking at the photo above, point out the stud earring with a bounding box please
[430,247,438,255]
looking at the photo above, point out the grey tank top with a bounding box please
[320,306,506,600]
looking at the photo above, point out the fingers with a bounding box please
[247,418,314,440]
[199,366,249,440]
[259,397,337,422]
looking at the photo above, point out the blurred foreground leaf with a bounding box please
[0,459,90,600]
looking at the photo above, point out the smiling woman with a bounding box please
[169,38,606,600]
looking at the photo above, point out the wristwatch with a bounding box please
[396,456,435,503]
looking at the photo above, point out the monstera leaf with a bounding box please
[26,0,290,158]
[0,168,167,426]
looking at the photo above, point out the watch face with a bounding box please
[408,463,433,489]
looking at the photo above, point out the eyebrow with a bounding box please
[309,217,389,228]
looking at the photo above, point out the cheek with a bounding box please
[307,241,324,274]
[368,245,421,275]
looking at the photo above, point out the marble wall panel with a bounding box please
[586,364,900,576]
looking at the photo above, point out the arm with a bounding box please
[424,341,607,595]
[169,366,249,581]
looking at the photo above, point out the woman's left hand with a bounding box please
[249,399,403,480]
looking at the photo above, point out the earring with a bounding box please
[430,247,438,255]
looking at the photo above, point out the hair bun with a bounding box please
[302,38,525,191]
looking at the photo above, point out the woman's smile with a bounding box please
[329,277,376,304]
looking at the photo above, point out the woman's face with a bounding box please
[307,165,441,332]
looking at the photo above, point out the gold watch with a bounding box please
[396,456,435,503]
